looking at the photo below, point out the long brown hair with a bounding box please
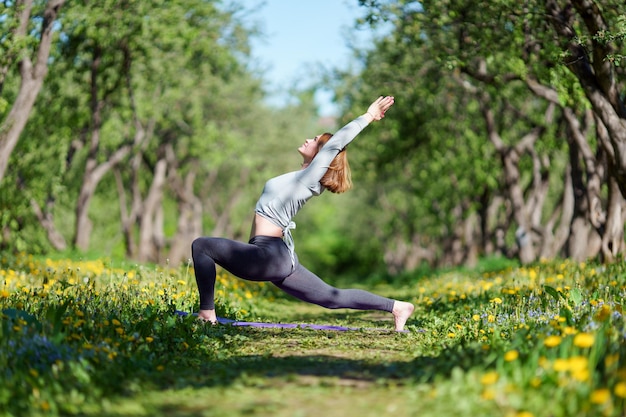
[315,133,352,193]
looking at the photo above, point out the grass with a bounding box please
[1,253,625,417]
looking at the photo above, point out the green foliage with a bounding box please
[336,0,626,268]
[2,0,625,277]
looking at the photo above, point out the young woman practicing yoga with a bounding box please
[191,95,415,331]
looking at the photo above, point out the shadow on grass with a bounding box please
[85,321,496,417]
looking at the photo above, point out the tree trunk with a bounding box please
[526,79,609,261]
[74,138,132,250]
[0,0,65,183]
[539,162,575,259]
[462,211,479,268]
[480,94,548,264]
[30,197,67,251]
[597,119,625,261]
[479,192,509,257]
[114,168,137,259]
[167,171,203,266]
[383,234,435,274]
[74,44,139,251]
[602,164,625,261]
[137,158,167,263]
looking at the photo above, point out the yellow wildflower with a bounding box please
[590,388,610,404]
[544,335,562,348]
[504,350,519,362]
[614,382,626,399]
[571,368,590,382]
[573,333,595,348]
[481,371,499,385]
[553,359,569,372]
[568,356,589,372]
[563,326,577,335]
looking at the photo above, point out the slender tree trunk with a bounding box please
[137,158,167,263]
[74,45,140,251]
[597,119,625,261]
[383,234,435,274]
[164,143,204,266]
[30,197,67,250]
[0,0,65,183]
[462,211,479,268]
[539,162,575,259]
[114,168,136,258]
[480,193,509,257]
[167,171,203,265]
[74,133,132,250]
[602,164,625,261]
[481,95,548,264]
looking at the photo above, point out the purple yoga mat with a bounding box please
[174,310,393,332]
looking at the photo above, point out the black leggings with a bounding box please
[191,235,395,313]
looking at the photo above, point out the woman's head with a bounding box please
[314,132,353,194]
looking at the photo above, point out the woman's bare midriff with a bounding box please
[250,214,284,239]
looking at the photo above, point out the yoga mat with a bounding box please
[174,310,393,332]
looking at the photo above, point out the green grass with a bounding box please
[1,254,625,417]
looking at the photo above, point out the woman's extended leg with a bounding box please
[191,236,293,322]
[272,263,414,331]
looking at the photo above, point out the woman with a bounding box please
[191,96,415,331]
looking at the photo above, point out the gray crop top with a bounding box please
[254,115,370,234]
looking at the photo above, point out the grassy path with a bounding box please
[88,297,487,417]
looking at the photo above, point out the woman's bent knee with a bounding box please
[191,237,208,257]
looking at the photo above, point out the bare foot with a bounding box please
[198,309,218,325]
[392,301,415,331]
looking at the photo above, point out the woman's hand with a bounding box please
[365,95,395,122]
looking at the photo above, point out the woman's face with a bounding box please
[298,135,320,161]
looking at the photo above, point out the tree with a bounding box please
[0,0,65,183]
[544,0,626,191]
[50,0,257,254]
[352,0,625,268]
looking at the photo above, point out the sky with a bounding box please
[245,0,375,116]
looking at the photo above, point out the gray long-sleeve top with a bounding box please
[254,115,370,253]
